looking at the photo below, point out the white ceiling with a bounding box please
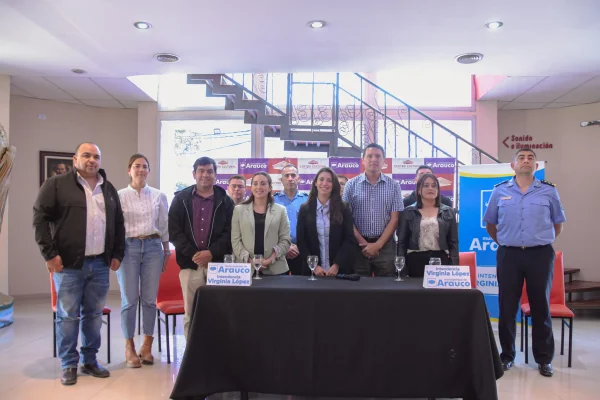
[481,75,600,110]
[9,76,153,108]
[1,0,600,110]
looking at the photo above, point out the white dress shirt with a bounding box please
[77,173,106,256]
[118,185,169,241]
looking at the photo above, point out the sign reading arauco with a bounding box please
[207,263,253,286]
[423,265,472,289]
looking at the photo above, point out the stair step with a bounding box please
[564,280,600,293]
[567,299,600,310]
[564,268,580,276]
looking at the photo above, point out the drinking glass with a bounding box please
[429,257,442,266]
[253,254,263,280]
[307,255,319,281]
[394,256,405,282]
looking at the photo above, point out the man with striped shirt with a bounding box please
[342,143,403,276]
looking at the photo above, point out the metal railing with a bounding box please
[221,72,500,164]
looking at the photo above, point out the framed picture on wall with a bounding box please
[39,151,74,186]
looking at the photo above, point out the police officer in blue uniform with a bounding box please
[484,148,566,377]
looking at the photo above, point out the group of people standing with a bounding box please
[32,141,565,386]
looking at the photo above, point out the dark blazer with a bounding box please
[396,204,459,265]
[33,168,125,269]
[297,199,358,275]
[403,191,453,208]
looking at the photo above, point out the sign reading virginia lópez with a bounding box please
[423,265,472,289]
[207,263,253,286]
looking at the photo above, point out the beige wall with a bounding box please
[498,102,600,281]
[8,96,137,296]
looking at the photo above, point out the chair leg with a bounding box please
[525,315,529,364]
[157,310,162,352]
[561,318,565,356]
[137,296,141,336]
[165,314,171,364]
[107,312,111,364]
[568,318,573,368]
[520,313,524,352]
[53,312,57,358]
[172,315,176,336]
[241,392,249,400]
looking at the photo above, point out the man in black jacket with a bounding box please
[33,143,125,386]
[403,165,453,208]
[168,156,234,338]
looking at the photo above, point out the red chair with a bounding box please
[50,273,111,363]
[156,251,185,364]
[520,251,574,367]
[459,252,478,289]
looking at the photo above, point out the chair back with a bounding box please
[49,273,57,310]
[521,250,565,306]
[157,251,184,303]
[459,251,478,289]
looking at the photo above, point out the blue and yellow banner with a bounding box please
[458,162,545,319]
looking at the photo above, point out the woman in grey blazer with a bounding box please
[231,172,291,275]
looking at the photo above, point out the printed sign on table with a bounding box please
[423,265,472,289]
[207,263,253,286]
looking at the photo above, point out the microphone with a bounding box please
[336,273,360,281]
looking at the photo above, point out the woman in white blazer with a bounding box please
[231,172,291,275]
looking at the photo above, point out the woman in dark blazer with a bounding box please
[397,173,459,277]
[297,167,357,276]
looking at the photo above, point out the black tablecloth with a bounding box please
[171,277,503,400]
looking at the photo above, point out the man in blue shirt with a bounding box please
[342,144,403,276]
[484,148,566,378]
[274,164,308,275]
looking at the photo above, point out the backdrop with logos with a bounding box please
[458,162,546,319]
[212,157,457,203]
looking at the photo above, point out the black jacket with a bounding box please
[33,169,125,269]
[403,191,453,208]
[396,204,459,265]
[296,199,358,275]
[168,185,234,270]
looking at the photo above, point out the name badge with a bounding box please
[207,263,253,286]
[423,265,472,289]
[501,196,512,200]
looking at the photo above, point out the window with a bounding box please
[264,137,328,159]
[377,119,473,164]
[375,71,473,108]
[160,120,251,202]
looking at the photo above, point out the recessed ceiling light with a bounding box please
[485,21,503,29]
[308,20,326,29]
[71,69,87,74]
[455,53,484,64]
[154,53,180,63]
[134,21,151,30]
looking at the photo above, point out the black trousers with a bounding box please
[497,244,555,364]
[405,250,450,277]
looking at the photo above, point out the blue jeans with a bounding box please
[53,256,110,369]
[117,238,164,338]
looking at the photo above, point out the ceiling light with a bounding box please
[308,21,325,29]
[71,69,87,74]
[454,53,484,64]
[485,21,503,29]
[154,53,180,63]
[134,21,151,29]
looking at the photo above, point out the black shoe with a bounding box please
[80,362,110,378]
[61,367,77,385]
[538,363,554,377]
[502,360,514,371]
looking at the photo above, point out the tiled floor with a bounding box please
[1,294,599,400]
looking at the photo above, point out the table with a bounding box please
[170,276,503,400]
